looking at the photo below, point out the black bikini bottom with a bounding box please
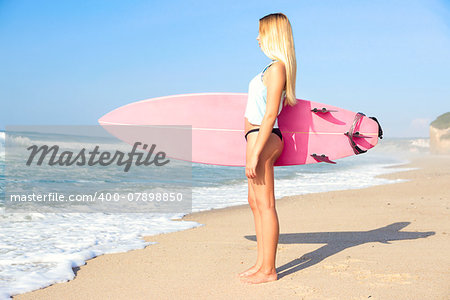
[244,127,283,142]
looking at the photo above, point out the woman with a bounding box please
[239,13,297,284]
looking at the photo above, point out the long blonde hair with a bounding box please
[259,13,297,107]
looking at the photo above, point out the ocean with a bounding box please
[0,130,429,298]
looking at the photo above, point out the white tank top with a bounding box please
[244,60,286,128]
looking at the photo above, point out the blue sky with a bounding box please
[0,0,449,137]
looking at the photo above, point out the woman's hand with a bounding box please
[246,153,259,179]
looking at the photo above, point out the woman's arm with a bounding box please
[246,61,286,178]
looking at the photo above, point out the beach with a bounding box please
[13,154,450,299]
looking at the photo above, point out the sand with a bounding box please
[14,154,450,300]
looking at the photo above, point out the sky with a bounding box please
[0,0,449,137]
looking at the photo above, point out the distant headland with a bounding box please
[430,112,450,154]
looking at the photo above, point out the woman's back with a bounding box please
[244,60,286,128]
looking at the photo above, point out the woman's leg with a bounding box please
[238,179,264,277]
[241,132,283,284]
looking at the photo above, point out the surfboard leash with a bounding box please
[344,112,368,155]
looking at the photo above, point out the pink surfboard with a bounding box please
[98,93,382,167]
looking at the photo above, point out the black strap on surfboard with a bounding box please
[344,112,367,155]
[369,116,383,139]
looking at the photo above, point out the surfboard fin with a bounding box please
[311,153,337,164]
[345,131,373,139]
[345,113,368,155]
[311,107,338,113]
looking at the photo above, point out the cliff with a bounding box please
[430,112,450,154]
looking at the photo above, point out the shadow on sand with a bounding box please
[244,222,435,279]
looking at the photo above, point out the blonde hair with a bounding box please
[259,13,297,107]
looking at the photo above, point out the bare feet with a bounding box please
[237,265,261,277]
[240,268,277,284]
